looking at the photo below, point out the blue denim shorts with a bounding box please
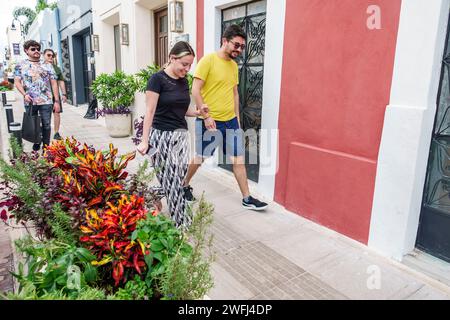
[195,117,244,158]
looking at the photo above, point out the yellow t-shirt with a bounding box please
[194,53,239,121]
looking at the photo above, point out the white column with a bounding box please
[257,0,286,200]
[368,0,450,260]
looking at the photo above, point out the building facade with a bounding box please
[196,0,450,272]
[91,0,197,118]
[17,0,450,277]
[5,22,25,67]
[26,8,63,68]
[58,0,94,106]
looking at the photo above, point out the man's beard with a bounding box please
[227,50,240,59]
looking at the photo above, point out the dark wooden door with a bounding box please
[155,8,168,67]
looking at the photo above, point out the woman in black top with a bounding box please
[137,41,203,228]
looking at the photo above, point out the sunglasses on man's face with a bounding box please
[29,47,41,52]
[229,40,246,50]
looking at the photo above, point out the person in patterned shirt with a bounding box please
[14,40,61,152]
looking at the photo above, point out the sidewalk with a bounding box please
[2,92,450,299]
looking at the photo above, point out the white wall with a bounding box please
[257,0,285,200]
[6,26,24,64]
[25,16,42,43]
[203,0,285,200]
[92,0,198,129]
[369,0,450,260]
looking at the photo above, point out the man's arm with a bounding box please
[14,77,32,104]
[192,77,216,130]
[192,78,207,116]
[14,78,26,97]
[234,85,240,127]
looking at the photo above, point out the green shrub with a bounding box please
[11,236,98,299]
[157,196,215,300]
[91,71,138,115]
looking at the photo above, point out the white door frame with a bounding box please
[203,0,286,200]
[369,0,450,260]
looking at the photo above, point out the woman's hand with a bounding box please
[137,141,149,155]
[204,117,217,131]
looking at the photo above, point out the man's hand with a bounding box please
[204,117,217,131]
[193,104,210,117]
[24,94,33,104]
[53,101,61,113]
[200,104,209,116]
[62,94,67,104]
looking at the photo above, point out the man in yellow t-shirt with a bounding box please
[182,24,268,211]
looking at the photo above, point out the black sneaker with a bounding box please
[243,196,268,211]
[183,185,196,202]
[32,143,41,151]
[53,132,62,140]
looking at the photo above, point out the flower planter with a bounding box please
[105,113,132,138]
[6,90,16,102]
[0,90,16,102]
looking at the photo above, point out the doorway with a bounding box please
[154,7,168,67]
[219,0,267,183]
[81,31,95,104]
[417,12,450,263]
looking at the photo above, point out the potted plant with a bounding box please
[135,64,160,94]
[91,71,138,138]
[0,76,15,102]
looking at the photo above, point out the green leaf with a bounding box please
[167,237,174,250]
[144,254,153,269]
[75,248,96,262]
[153,252,163,262]
[151,240,164,252]
[84,264,97,283]
[131,230,138,241]
[160,238,168,249]
[153,264,165,275]
[65,157,77,164]
[65,144,75,157]
[54,273,67,287]
[180,244,193,256]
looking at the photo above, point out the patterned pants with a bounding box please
[149,129,191,228]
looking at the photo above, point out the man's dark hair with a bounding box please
[222,24,246,41]
[23,40,41,51]
[43,48,55,55]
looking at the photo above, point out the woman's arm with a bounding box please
[185,104,206,117]
[137,91,159,155]
[59,80,67,103]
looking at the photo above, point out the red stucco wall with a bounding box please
[275,0,402,243]
[196,0,204,60]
